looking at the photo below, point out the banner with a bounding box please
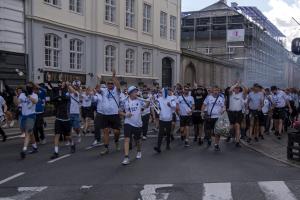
[227,29,245,42]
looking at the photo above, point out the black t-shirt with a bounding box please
[52,89,70,120]
[192,90,207,111]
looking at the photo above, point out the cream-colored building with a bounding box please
[25,0,181,87]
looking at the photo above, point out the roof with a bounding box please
[234,6,285,38]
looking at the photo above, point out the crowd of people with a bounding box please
[0,70,299,165]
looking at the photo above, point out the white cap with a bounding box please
[128,86,138,94]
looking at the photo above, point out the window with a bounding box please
[70,39,83,70]
[105,45,116,72]
[44,0,59,6]
[143,3,151,33]
[125,0,135,28]
[170,15,177,41]
[44,34,60,68]
[125,49,135,74]
[160,11,167,38]
[142,52,151,75]
[69,0,82,13]
[105,0,116,23]
[205,48,212,55]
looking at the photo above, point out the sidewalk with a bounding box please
[241,129,300,168]
[2,116,55,137]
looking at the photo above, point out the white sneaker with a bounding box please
[1,123,8,128]
[65,141,71,146]
[142,136,147,140]
[92,140,99,146]
[122,157,130,165]
[9,121,15,128]
[77,134,82,143]
[136,152,142,159]
[20,133,25,138]
[40,139,47,145]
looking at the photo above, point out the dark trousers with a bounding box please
[33,113,45,142]
[0,126,6,137]
[157,120,172,149]
[94,113,102,142]
[142,114,150,137]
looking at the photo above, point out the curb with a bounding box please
[241,140,300,169]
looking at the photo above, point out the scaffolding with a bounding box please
[181,2,290,87]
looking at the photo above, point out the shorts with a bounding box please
[180,116,193,127]
[273,107,285,120]
[124,124,142,140]
[70,114,81,129]
[205,118,218,130]
[228,111,243,125]
[81,107,94,120]
[172,113,177,123]
[102,114,121,130]
[192,112,203,124]
[259,114,268,127]
[55,120,71,136]
[20,116,36,133]
[249,110,261,120]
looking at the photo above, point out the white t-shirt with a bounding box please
[93,93,103,114]
[0,96,5,117]
[262,97,272,114]
[169,95,178,113]
[123,98,144,128]
[157,96,177,122]
[141,95,151,116]
[19,93,38,116]
[67,92,80,114]
[248,91,263,110]
[272,90,288,108]
[177,95,195,116]
[229,92,244,112]
[203,95,225,119]
[81,92,92,107]
[101,87,120,115]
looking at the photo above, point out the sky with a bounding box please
[182,0,300,50]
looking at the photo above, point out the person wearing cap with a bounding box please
[100,69,121,155]
[227,82,247,147]
[177,86,195,147]
[247,84,264,144]
[119,86,149,165]
[154,88,177,153]
[270,86,292,139]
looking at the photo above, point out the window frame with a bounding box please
[44,33,61,69]
[170,15,177,41]
[125,0,135,29]
[70,39,84,71]
[142,51,152,75]
[69,0,83,14]
[160,11,167,39]
[104,45,117,73]
[125,48,135,74]
[105,0,117,24]
[44,0,61,8]
[143,3,152,34]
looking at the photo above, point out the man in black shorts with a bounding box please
[50,82,75,159]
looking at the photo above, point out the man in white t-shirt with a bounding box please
[271,86,292,139]
[228,82,247,147]
[100,69,121,155]
[120,86,149,165]
[18,83,38,159]
[154,88,177,153]
[0,95,7,142]
[202,86,225,151]
[177,86,195,147]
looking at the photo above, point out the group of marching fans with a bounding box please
[0,70,299,165]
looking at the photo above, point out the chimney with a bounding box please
[231,2,238,7]
[219,0,227,4]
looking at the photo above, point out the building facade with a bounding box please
[0,0,26,89]
[181,0,300,88]
[25,0,181,87]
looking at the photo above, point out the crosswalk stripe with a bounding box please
[203,183,233,200]
[258,181,297,200]
[0,172,25,185]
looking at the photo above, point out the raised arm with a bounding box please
[112,69,121,92]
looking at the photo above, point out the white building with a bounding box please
[0,0,26,88]
[25,0,181,87]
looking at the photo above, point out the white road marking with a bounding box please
[139,184,173,200]
[80,185,93,189]
[0,172,25,185]
[47,154,71,163]
[85,143,104,150]
[258,181,297,200]
[18,186,48,192]
[203,182,233,200]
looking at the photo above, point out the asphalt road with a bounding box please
[0,133,300,200]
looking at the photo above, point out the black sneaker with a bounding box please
[20,151,26,159]
[28,147,38,154]
[154,147,161,153]
[181,136,185,141]
[247,138,252,143]
[235,143,242,148]
[70,144,76,153]
[254,137,259,142]
[184,141,190,147]
[170,134,175,141]
[193,137,198,142]
[50,152,59,160]
[274,131,279,136]
[277,136,281,140]
[198,139,203,146]
[214,145,221,151]
[260,135,265,140]
[207,140,212,146]
[2,135,7,142]
[226,137,231,143]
